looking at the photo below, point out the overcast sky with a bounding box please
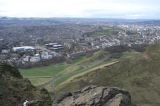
[0,0,160,19]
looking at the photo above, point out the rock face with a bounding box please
[0,63,52,106]
[54,85,133,106]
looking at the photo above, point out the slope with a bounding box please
[0,63,52,106]
[55,44,160,106]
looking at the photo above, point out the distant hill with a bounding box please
[1,17,160,26]
[0,17,62,26]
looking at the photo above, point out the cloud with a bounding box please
[0,0,160,19]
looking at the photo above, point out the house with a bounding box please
[22,55,40,63]
[22,52,54,63]
[1,49,10,54]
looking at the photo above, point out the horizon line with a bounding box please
[1,16,160,20]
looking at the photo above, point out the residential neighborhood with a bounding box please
[1,19,160,68]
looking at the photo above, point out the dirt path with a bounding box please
[57,60,119,87]
[39,60,119,91]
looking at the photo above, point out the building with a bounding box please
[12,46,36,54]
[45,43,64,52]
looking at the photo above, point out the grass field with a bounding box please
[20,50,114,87]
[20,63,68,77]
[20,63,69,86]
[91,27,123,37]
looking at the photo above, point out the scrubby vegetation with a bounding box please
[56,44,160,106]
[20,44,160,106]
[0,63,52,106]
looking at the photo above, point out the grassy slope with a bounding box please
[20,50,113,87]
[21,45,160,106]
[41,50,117,92]
[56,45,160,106]
[56,61,119,90]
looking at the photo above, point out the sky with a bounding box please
[0,0,160,19]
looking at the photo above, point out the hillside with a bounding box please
[21,50,118,91]
[0,63,52,106]
[20,44,160,106]
[55,44,160,106]
[0,53,136,106]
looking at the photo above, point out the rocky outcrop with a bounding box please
[0,63,52,106]
[54,85,133,106]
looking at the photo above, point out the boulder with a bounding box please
[54,85,133,106]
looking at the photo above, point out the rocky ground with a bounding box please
[0,62,134,106]
[53,85,134,106]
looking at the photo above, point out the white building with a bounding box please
[12,46,35,53]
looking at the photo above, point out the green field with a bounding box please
[91,27,123,37]
[20,63,69,86]
[20,50,115,88]
[21,63,68,77]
